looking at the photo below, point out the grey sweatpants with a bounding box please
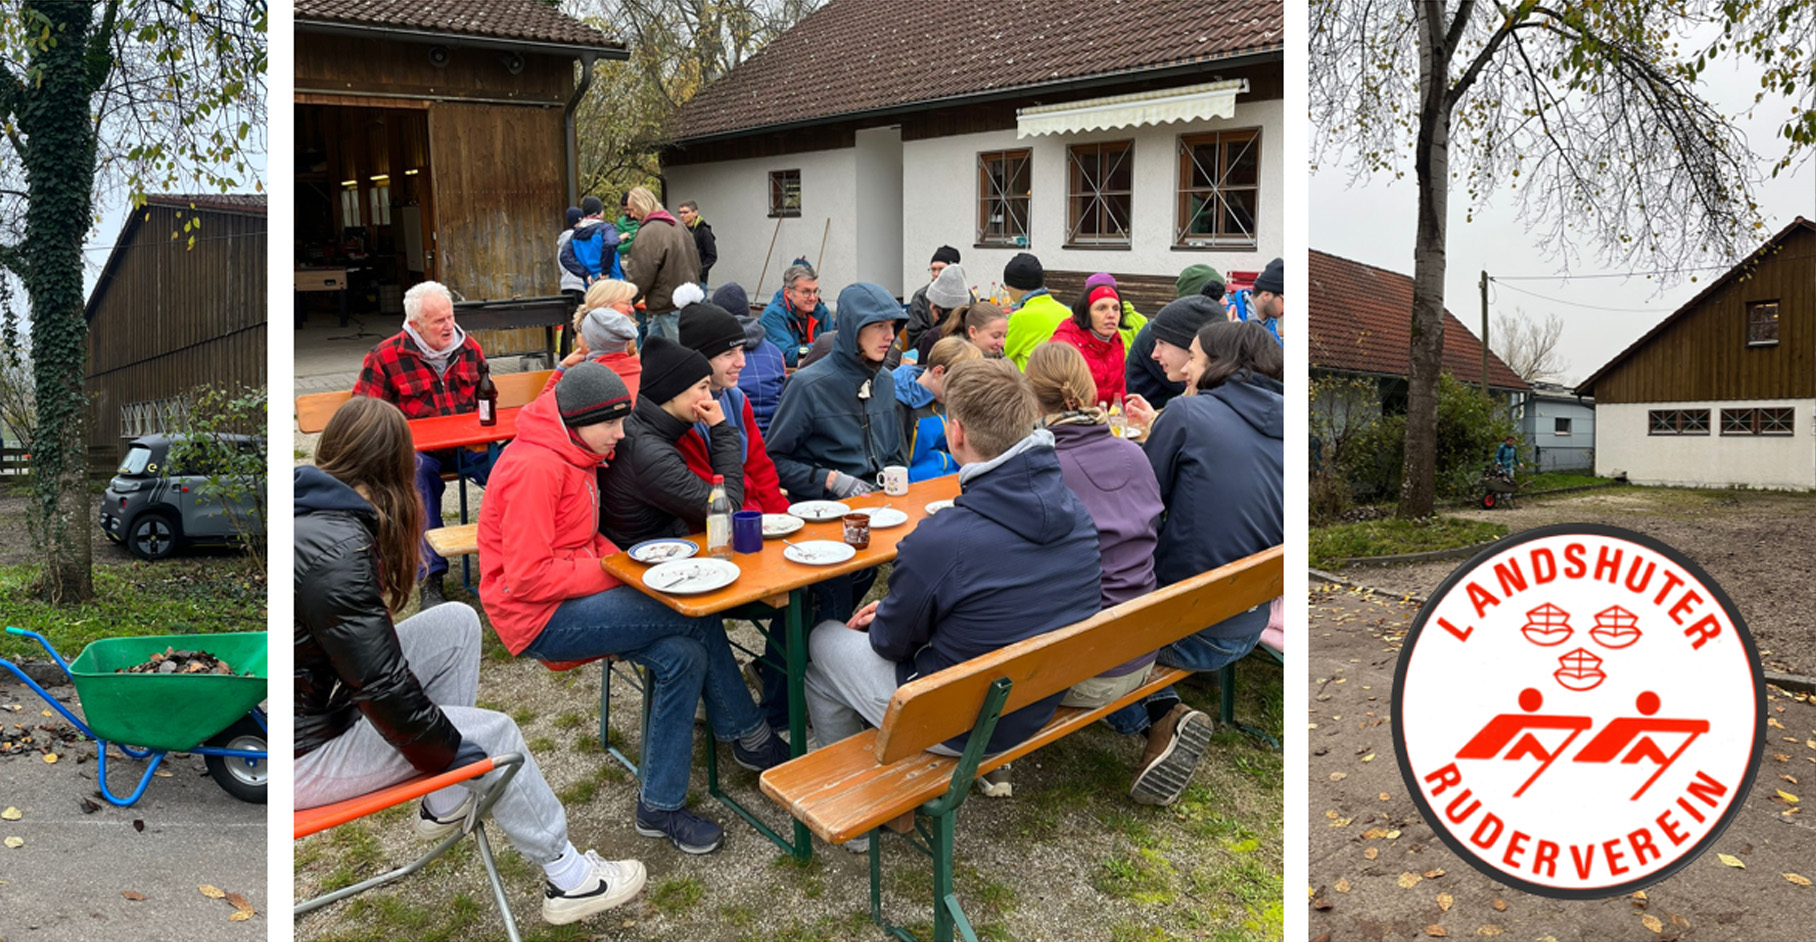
[803,620,958,756]
[294,603,569,865]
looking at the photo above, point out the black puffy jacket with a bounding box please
[598,394,745,547]
[294,466,460,770]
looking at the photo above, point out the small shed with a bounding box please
[1517,383,1596,472]
[293,0,626,355]
[84,194,268,461]
[1575,218,1814,489]
[661,0,1284,305]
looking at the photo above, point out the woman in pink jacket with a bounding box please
[477,361,787,856]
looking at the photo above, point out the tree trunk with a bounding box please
[19,2,101,603]
[1398,5,1455,519]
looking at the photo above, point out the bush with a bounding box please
[1337,374,1520,502]
[168,384,267,571]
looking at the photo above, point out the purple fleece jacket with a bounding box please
[1049,422,1164,676]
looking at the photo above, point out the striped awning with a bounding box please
[1016,79,1248,139]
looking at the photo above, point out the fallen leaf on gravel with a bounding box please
[1424,925,1447,937]
[199,885,226,899]
[3,836,21,848]
[1632,890,1646,900]
[1718,853,1746,869]
[1331,817,1354,827]
[1476,927,1501,937]
[226,893,254,914]
[1492,898,1507,911]
[41,753,55,764]
[1326,809,1340,819]
[0,808,18,821]
[121,891,145,901]
[1640,913,1663,933]
[1399,872,1422,888]
[1670,914,1689,929]
[1330,772,1348,781]
[1387,830,1402,839]
[1776,753,1791,762]
[1362,828,1388,839]
[78,798,99,814]
[1362,753,1376,762]
[228,911,252,922]
[1335,878,1352,893]
[1437,891,1453,911]
[1380,792,1392,801]
[1364,847,1380,860]
[1781,774,1798,785]
[1312,888,1333,911]
[1776,789,1800,804]
[1784,873,1812,887]
[1768,718,1785,729]
[1424,869,1447,879]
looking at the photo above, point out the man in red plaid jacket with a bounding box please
[353,281,495,605]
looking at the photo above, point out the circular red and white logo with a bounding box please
[1392,525,1764,898]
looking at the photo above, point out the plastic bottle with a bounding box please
[706,474,732,559]
[476,360,499,427]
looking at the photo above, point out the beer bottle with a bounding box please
[476,359,499,426]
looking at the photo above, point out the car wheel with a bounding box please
[127,512,179,561]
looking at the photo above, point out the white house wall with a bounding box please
[1594,399,1816,489]
[854,127,905,297]
[899,97,1285,298]
[664,148,859,307]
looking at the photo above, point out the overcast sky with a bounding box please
[1312,48,1814,388]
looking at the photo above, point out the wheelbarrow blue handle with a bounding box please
[3,627,72,678]
[0,658,95,741]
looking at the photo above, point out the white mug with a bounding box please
[875,465,909,496]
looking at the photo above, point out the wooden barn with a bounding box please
[293,0,625,357]
[84,194,267,459]
[1575,217,1815,489]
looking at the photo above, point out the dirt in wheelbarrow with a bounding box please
[116,647,252,676]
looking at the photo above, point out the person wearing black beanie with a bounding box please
[1126,294,1228,412]
[637,336,714,409]
[890,245,969,368]
[675,302,791,517]
[1248,257,1284,346]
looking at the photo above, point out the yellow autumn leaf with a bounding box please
[1362,753,1376,762]
[1767,717,1785,729]
[41,753,56,764]
[1784,873,1813,887]
[1477,928,1502,938]
[1776,789,1800,804]
[227,911,253,922]
[1424,925,1447,937]
[1386,830,1403,839]
[199,885,226,899]
[1335,877,1352,893]
[1399,872,1422,888]
[0,808,19,821]
[1437,891,1453,912]
[3,836,22,848]
[1717,853,1746,869]
[1640,913,1663,933]
[1364,847,1380,860]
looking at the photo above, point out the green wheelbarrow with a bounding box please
[0,627,268,806]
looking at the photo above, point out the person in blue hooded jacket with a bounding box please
[765,282,904,502]
[891,335,981,481]
[804,359,1101,772]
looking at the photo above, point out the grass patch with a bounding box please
[1520,470,1607,493]
[649,877,704,915]
[555,778,598,805]
[552,710,587,730]
[1309,515,1507,569]
[510,706,538,726]
[1095,847,1178,903]
[526,736,555,754]
[0,560,265,659]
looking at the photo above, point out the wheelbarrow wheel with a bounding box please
[204,716,267,804]
[1482,492,1497,510]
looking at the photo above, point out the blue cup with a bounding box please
[732,510,764,553]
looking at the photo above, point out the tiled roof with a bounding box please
[295,0,621,51]
[1575,216,1816,395]
[146,193,267,216]
[1310,249,1529,391]
[672,0,1283,141]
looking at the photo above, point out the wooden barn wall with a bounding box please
[85,205,268,456]
[295,34,572,105]
[1592,228,1814,404]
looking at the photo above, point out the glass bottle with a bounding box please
[706,474,732,559]
[476,359,499,427]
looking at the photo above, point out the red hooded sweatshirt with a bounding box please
[1050,318,1128,405]
[477,390,623,654]
[675,393,790,513]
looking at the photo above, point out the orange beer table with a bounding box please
[600,475,962,859]
[408,407,522,583]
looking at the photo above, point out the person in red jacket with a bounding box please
[673,294,789,513]
[1050,283,1129,405]
[477,362,789,856]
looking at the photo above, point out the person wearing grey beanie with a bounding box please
[556,360,634,429]
[926,263,970,310]
[580,306,640,354]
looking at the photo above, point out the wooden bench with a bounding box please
[425,523,479,560]
[294,369,554,434]
[759,546,1283,941]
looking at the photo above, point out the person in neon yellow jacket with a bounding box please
[1000,254,1146,369]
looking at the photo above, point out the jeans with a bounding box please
[295,604,569,864]
[756,569,876,730]
[520,586,764,811]
[645,311,680,343]
[417,446,498,578]
[1103,629,1264,736]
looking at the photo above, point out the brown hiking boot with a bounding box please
[1130,704,1213,806]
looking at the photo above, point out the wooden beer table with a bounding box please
[600,475,962,860]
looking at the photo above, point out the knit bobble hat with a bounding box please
[711,282,751,318]
[579,306,639,353]
[678,302,747,359]
[556,361,633,427]
[1150,295,1228,350]
[1084,272,1118,292]
[1175,264,1223,300]
[930,245,961,265]
[926,263,970,309]
[565,206,583,228]
[1253,257,1284,296]
[639,336,713,406]
[1003,252,1044,291]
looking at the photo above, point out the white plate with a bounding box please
[642,558,740,595]
[786,500,852,522]
[856,507,909,528]
[924,499,955,516]
[783,540,857,566]
[627,538,698,564]
[761,514,804,538]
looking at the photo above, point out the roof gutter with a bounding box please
[295,19,627,59]
[668,46,1283,147]
[565,52,598,207]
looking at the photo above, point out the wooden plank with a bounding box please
[296,391,354,435]
[428,101,566,302]
[761,668,1191,844]
[426,524,479,559]
[296,35,573,104]
[872,547,1282,764]
[493,369,552,409]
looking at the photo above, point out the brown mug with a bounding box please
[841,512,871,550]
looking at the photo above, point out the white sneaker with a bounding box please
[975,764,1013,798]
[413,792,477,841]
[541,851,647,925]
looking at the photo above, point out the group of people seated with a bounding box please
[296,249,1285,927]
